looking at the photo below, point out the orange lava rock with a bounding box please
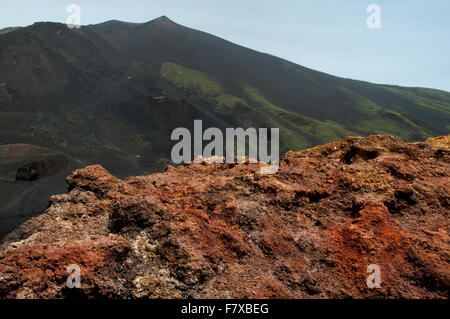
[0,135,448,299]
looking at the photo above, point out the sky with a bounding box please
[1,0,449,91]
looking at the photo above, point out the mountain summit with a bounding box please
[152,15,176,23]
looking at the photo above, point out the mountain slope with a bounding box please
[0,17,449,236]
[0,17,448,160]
[90,16,449,135]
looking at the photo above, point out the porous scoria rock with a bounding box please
[0,135,448,299]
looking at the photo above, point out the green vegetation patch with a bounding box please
[243,86,355,144]
[161,62,224,98]
[384,87,450,116]
[353,110,434,141]
[161,62,250,112]
[338,86,381,115]
[215,94,248,110]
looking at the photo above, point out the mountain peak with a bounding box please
[148,15,177,26]
[154,15,172,22]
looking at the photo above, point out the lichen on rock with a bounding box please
[0,135,448,299]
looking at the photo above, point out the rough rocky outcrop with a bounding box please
[0,135,448,299]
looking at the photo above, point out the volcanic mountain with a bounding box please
[0,16,449,236]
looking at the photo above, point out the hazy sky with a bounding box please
[1,0,449,91]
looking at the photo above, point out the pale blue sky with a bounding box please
[1,0,449,91]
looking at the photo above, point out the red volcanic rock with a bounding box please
[0,135,448,299]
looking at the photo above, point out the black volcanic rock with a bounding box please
[15,155,68,181]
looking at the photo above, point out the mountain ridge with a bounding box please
[0,16,449,236]
[2,16,450,91]
[0,16,448,164]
